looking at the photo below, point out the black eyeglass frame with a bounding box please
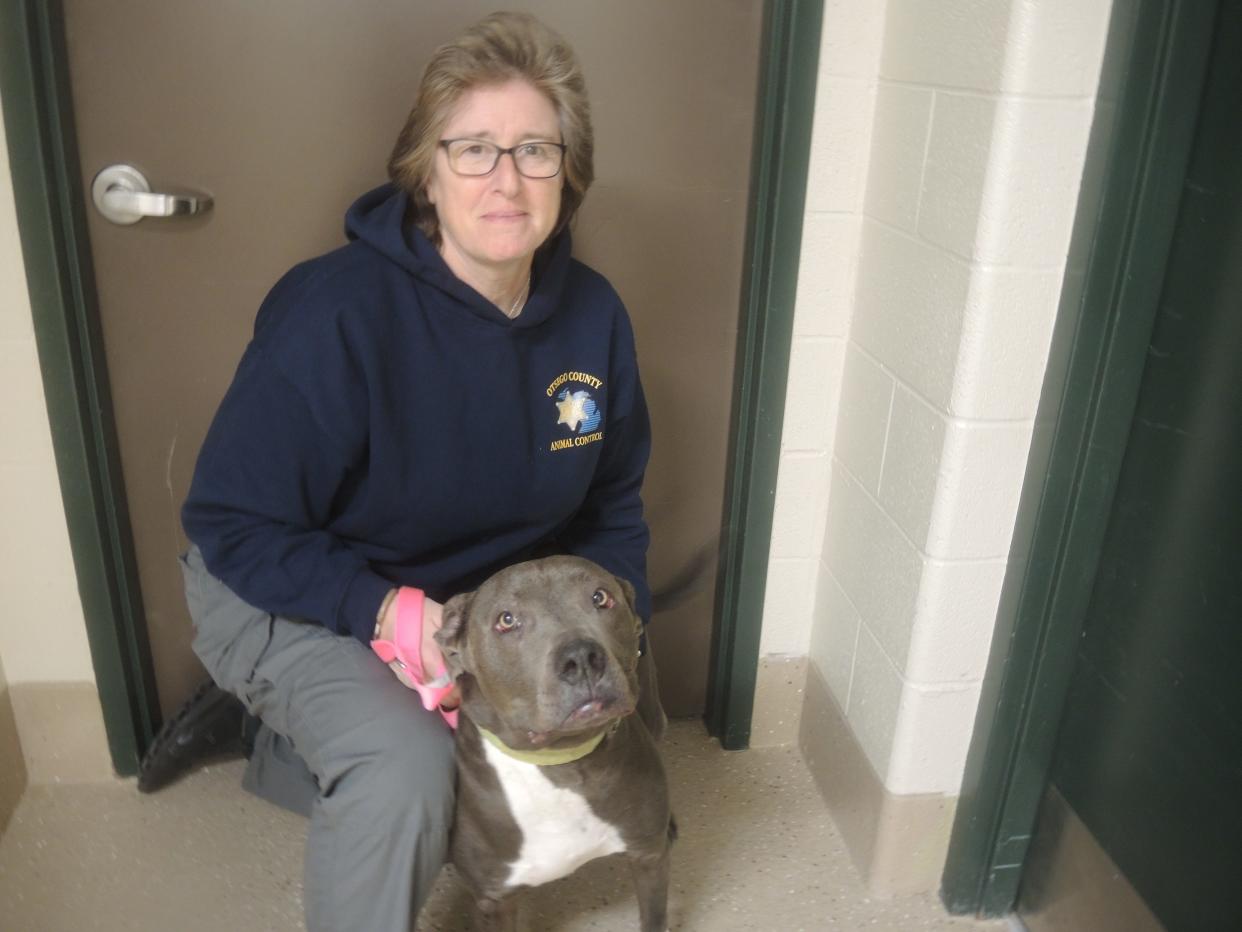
[437,138,568,179]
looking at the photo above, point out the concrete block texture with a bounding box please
[879,0,1012,91]
[820,0,889,79]
[758,557,819,656]
[805,75,878,215]
[779,337,844,452]
[851,220,974,411]
[833,343,895,494]
[824,463,924,677]
[793,213,860,339]
[864,82,935,233]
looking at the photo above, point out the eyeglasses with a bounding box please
[439,138,567,179]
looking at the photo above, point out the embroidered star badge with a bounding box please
[556,390,591,432]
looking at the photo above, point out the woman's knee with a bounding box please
[325,713,456,830]
[377,725,455,810]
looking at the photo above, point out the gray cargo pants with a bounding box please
[180,545,455,932]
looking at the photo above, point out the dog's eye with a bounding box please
[592,588,615,609]
[495,611,519,633]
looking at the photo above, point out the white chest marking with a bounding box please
[482,739,626,889]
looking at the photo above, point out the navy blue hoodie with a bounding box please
[182,184,651,644]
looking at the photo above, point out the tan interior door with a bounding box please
[63,0,761,718]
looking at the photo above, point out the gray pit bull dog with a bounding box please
[435,555,675,931]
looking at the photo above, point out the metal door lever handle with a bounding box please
[92,164,213,225]
[102,188,208,218]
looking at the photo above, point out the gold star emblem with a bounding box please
[556,391,589,432]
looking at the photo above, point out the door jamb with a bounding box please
[0,0,159,776]
[939,0,1220,915]
[706,0,823,750]
[1,0,822,770]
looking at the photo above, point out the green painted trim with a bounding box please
[940,0,1220,916]
[704,0,823,750]
[0,0,158,776]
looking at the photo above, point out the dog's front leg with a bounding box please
[475,893,519,932]
[628,845,671,932]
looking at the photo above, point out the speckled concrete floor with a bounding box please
[0,720,1006,931]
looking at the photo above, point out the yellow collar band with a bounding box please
[476,725,606,766]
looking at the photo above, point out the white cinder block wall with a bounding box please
[765,0,1113,796]
[761,0,887,657]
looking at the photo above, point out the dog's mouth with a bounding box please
[563,696,622,727]
[522,693,634,747]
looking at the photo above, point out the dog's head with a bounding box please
[435,556,643,750]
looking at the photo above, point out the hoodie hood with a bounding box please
[344,183,571,329]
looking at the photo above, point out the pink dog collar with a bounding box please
[371,587,458,729]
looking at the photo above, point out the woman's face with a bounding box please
[426,79,563,280]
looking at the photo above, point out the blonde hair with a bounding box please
[388,11,594,244]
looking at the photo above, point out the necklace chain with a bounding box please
[505,277,530,318]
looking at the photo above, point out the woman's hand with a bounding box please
[378,593,461,711]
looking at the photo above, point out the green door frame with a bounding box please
[0,0,822,774]
[705,0,823,750]
[940,0,1220,916]
[0,0,160,774]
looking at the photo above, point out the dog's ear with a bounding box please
[615,575,645,655]
[617,575,639,615]
[435,592,474,676]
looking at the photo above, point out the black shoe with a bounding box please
[137,677,252,793]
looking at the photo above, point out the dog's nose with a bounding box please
[556,638,608,686]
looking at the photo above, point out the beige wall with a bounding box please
[763,0,1113,799]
